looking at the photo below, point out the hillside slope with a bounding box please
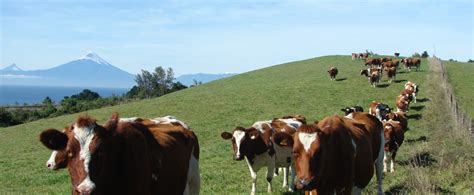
[2,55,470,194]
[444,61,474,117]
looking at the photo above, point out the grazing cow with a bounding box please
[394,53,400,57]
[328,67,338,81]
[404,81,419,103]
[386,67,397,83]
[290,115,383,194]
[396,94,410,112]
[340,106,364,116]
[387,112,408,131]
[40,114,200,195]
[401,58,421,71]
[382,120,405,173]
[221,117,303,194]
[365,58,382,66]
[369,101,391,121]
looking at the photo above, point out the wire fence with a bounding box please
[429,57,473,135]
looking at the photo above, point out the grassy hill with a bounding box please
[1,55,472,194]
[444,60,474,117]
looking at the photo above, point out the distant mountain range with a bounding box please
[0,52,237,88]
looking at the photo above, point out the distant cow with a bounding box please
[362,53,369,58]
[369,101,391,121]
[360,69,371,82]
[382,120,405,173]
[352,53,360,60]
[404,81,419,103]
[290,114,383,194]
[381,57,392,63]
[401,58,421,71]
[40,113,200,195]
[396,94,410,112]
[386,67,397,83]
[341,106,364,116]
[328,67,338,81]
[370,71,380,88]
[394,53,400,57]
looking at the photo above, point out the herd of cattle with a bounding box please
[330,53,421,87]
[38,55,420,195]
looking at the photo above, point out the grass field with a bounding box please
[1,55,472,194]
[444,60,474,117]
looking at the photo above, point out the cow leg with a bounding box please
[282,167,288,188]
[375,132,384,194]
[246,162,258,195]
[289,164,296,192]
[266,158,275,193]
[383,152,389,173]
[390,152,397,173]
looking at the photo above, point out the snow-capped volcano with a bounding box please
[78,51,111,66]
[0,52,135,88]
[1,63,23,71]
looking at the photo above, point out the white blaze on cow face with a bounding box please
[233,130,246,158]
[46,150,58,170]
[73,123,96,192]
[298,132,318,152]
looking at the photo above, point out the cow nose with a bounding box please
[234,154,243,161]
[46,162,54,169]
[77,185,94,194]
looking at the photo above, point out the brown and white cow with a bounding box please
[382,120,404,173]
[221,117,303,194]
[290,114,383,194]
[401,58,421,71]
[328,67,338,81]
[404,81,419,103]
[396,94,410,113]
[386,67,397,83]
[370,71,380,88]
[369,101,392,121]
[40,114,200,195]
[352,53,360,60]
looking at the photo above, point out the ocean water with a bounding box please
[0,85,129,106]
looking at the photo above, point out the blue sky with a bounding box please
[1,0,472,76]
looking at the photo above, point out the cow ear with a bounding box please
[40,129,68,150]
[221,132,233,140]
[104,112,120,131]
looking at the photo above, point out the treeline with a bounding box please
[0,66,189,127]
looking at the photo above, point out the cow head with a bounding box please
[221,127,270,161]
[39,114,113,194]
[292,123,323,190]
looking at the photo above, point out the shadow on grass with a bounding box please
[405,136,428,143]
[335,78,347,81]
[407,114,422,120]
[283,190,304,195]
[376,84,390,88]
[410,105,425,111]
[399,152,437,167]
[385,184,409,194]
[394,79,408,83]
[417,98,430,103]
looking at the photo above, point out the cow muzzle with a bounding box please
[295,178,315,190]
[234,154,244,161]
